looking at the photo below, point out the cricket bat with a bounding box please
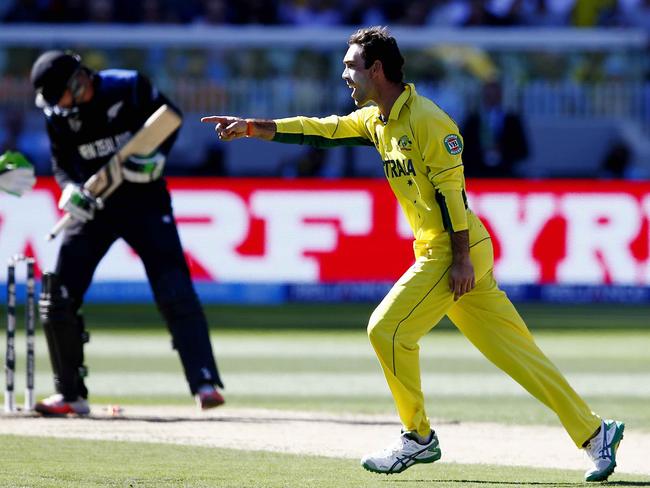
[46,104,181,241]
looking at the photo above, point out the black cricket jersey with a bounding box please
[44,69,181,189]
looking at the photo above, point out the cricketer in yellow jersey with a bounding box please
[201,26,624,483]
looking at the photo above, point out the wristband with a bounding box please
[246,120,253,137]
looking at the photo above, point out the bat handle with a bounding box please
[46,213,73,241]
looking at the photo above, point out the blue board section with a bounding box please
[291,283,650,304]
[288,282,394,303]
[83,282,288,304]
[1,282,649,304]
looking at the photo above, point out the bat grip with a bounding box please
[46,213,72,241]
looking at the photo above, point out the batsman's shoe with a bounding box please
[34,393,90,416]
[361,430,441,474]
[195,385,225,410]
[583,419,625,482]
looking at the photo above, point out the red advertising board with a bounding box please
[1,178,648,286]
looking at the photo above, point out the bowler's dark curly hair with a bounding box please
[348,26,404,84]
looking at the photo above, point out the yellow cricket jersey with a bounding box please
[273,83,488,254]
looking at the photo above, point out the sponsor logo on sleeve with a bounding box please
[443,134,462,155]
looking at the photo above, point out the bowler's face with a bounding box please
[342,44,374,107]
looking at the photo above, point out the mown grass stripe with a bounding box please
[20,371,650,397]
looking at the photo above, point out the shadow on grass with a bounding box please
[384,481,650,486]
[84,416,460,427]
[22,412,452,428]
[94,415,399,426]
[26,412,463,428]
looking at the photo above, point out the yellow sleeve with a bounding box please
[273,110,374,148]
[416,116,468,233]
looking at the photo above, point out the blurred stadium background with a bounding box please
[1,0,649,308]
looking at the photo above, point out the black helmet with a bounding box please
[30,50,81,107]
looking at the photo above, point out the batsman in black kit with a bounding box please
[31,50,225,415]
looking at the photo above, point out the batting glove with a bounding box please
[58,183,101,223]
[123,151,166,183]
[0,151,36,196]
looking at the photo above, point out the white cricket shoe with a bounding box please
[584,419,625,482]
[361,430,441,474]
[34,393,90,416]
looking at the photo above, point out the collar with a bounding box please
[387,83,414,122]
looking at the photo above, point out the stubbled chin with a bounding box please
[351,88,364,106]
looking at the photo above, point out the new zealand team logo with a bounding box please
[68,115,82,132]
[107,101,124,121]
[443,134,462,155]
[398,135,412,151]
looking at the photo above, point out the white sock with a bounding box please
[414,431,433,445]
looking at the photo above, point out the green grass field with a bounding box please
[2,303,649,487]
[2,435,649,488]
[86,302,650,330]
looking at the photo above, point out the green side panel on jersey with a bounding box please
[434,189,453,232]
[273,132,374,148]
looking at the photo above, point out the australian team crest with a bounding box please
[443,134,462,155]
[398,135,412,151]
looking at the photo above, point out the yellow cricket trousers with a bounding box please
[367,232,601,448]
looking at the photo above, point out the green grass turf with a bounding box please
[76,394,650,431]
[3,304,649,487]
[6,327,649,430]
[77,303,650,330]
[2,435,649,488]
[6,302,650,429]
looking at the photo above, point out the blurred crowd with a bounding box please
[3,0,650,29]
[2,0,650,179]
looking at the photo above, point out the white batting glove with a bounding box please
[0,151,36,196]
[123,151,166,183]
[58,183,100,223]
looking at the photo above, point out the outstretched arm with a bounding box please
[202,111,373,148]
[201,116,276,141]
